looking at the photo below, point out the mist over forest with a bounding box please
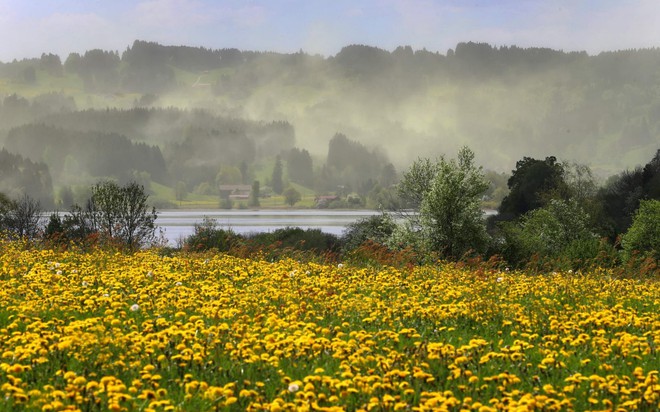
[0,40,658,208]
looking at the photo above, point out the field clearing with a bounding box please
[0,241,659,411]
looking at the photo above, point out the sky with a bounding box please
[1,0,659,62]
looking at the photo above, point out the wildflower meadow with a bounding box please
[0,240,659,411]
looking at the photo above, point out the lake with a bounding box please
[156,209,381,245]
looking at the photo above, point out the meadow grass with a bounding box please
[0,240,658,411]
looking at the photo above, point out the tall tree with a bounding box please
[621,199,660,262]
[5,194,42,239]
[283,186,301,207]
[396,147,490,258]
[498,156,566,220]
[287,148,314,187]
[89,181,157,249]
[249,180,260,207]
[271,156,284,195]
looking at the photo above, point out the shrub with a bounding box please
[183,217,239,252]
[621,199,660,262]
[341,214,396,254]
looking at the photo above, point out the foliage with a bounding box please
[396,147,489,259]
[89,181,157,249]
[621,199,660,262]
[183,217,239,252]
[496,199,597,267]
[0,242,659,410]
[282,186,301,207]
[287,148,314,187]
[325,133,390,193]
[341,213,397,253]
[498,156,566,220]
[271,155,284,195]
[3,194,42,240]
[598,149,660,239]
[0,192,13,226]
[0,148,54,209]
[247,227,341,255]
[422,147,490,258]
[248,180,260,207]
[397,157,438,215]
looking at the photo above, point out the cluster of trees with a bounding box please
[0,181,157,250]
[5,124,168,185]
[1,147,657,272]
[344,147,660,270]
[4,41,660,172]
[171,146,658,272]
[0,99,401,208]
[0,148,54,208]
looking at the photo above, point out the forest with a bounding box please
[0,40,658,216]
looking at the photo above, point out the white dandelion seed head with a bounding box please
[288,383,300,393]
[130,304,140,312]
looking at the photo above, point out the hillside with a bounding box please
[0,40,658,205]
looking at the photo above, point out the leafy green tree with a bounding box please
[512,199,594,258]
[89,181,157,249]
[283,186,301,207]
[271,156,284,195]
[396,147,490,258]
[421,147,490,258]
[621,199,660,262]
[598,149,660,239]
[498,156,566,220]
[396,157,438,230]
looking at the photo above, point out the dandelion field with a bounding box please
[0,241,659,411]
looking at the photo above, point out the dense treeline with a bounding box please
[0,148,53,208]
[2,40,659,173]
[1,40,660,211]
[5,124,168,185]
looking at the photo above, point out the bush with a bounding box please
[621,199,660,262]
[283,227,339,252]
[341,214,396,253]
[183,217,239,252]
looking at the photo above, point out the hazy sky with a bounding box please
[1,0,659,62]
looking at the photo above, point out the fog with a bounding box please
[0,40,658,207]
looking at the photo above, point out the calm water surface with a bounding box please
[156,209,380,245]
